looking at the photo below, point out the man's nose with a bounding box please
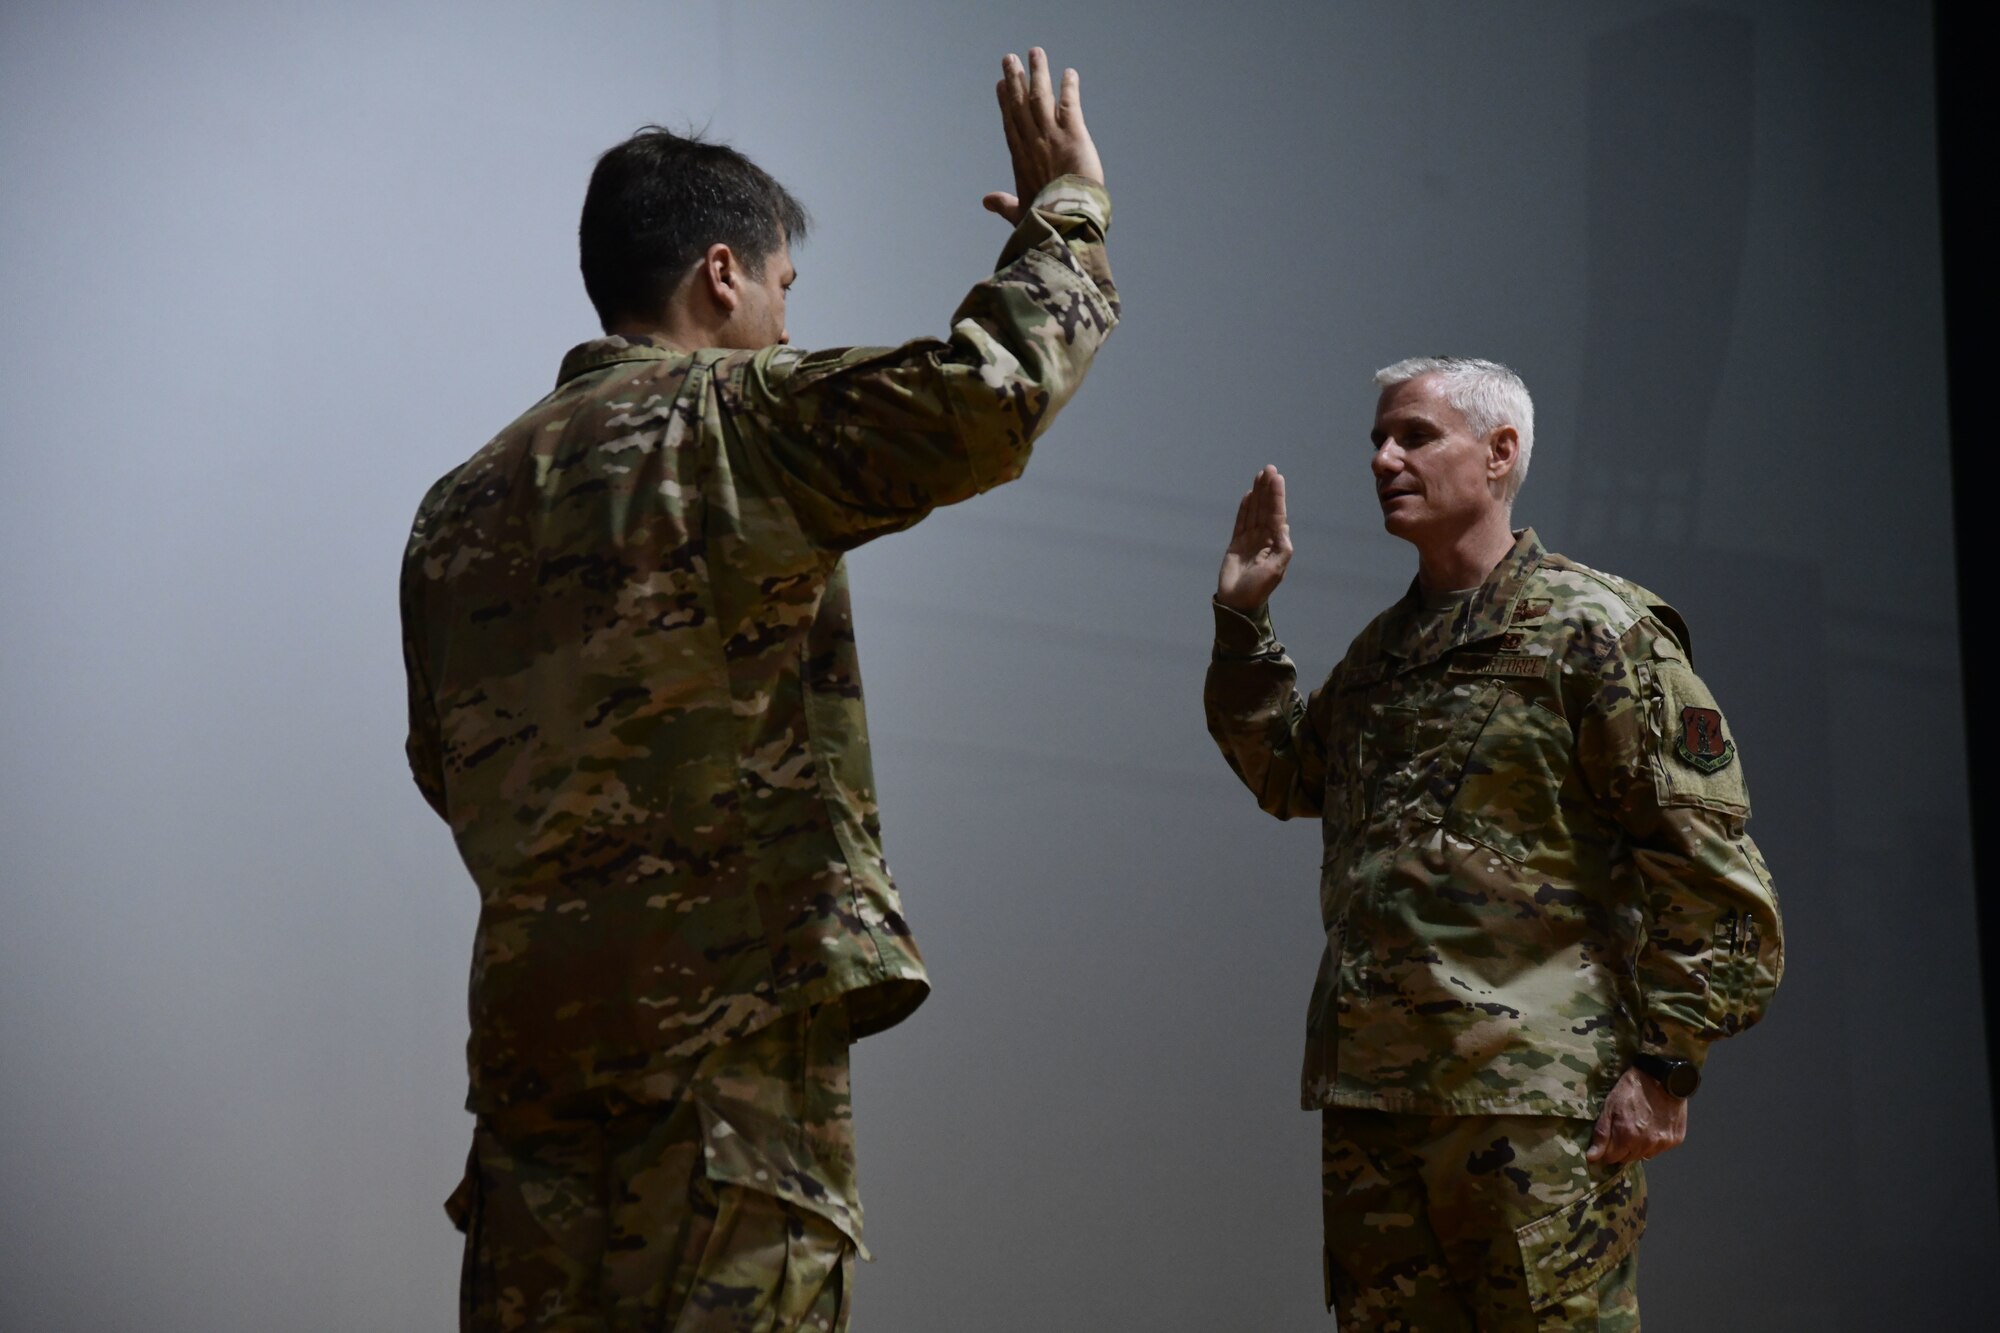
[1371,441,1401,481]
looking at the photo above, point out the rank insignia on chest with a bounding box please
[1676,705,1736,773]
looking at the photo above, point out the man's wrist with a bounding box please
[1631,1051,1701,1098]
[1211,597,1276,659]
[1214,591,1265,616]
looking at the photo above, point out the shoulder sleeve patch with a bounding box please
[1652,661,1748,815]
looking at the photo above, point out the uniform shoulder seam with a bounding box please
[1537,552,1694,661]
[1536,555,1647,627]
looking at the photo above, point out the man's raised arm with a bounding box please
[1204,466,1335,821]
[721,47,1118,550]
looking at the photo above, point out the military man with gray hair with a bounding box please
[1204,358,1782,1329]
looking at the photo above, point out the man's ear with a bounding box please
[701,243,743,313]
[1486,425,1520,489]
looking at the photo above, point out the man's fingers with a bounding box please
[998,48,1099,200]
[996,85,1024,164]
[1260,475,1281,539]
[1243,471,1269,540]
[1056,67,1082,129]
[1586,1109,1612,1163]
[996,55,1024,143]
[1027,47,1056,127]
[997,61,1027,143]
[994,62,1035,211]
[1004,51,1031,122]
[1229,488,1257,548]
[1251,467,1286,542]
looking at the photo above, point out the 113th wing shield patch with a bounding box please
[1676,705,1735,773]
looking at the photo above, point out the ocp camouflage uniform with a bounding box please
[403,176,1116,1329]
[1204,529,1782,1329]
[1321,1112,1645,1332]
[448,1004,858,1331]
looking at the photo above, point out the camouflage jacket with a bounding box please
[1205,530,1783,1118]
[403,177,1117,1114]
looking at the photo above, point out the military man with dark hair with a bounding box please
[401,48,1114,1331]
[1204,358,1782,1330]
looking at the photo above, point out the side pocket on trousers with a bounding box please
[1515,1161,1647,1311]
[447,1136,487,1329]
[444,1141,478,1234]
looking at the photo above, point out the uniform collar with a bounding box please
[554,334,686,388]
[1378,528,1547,672]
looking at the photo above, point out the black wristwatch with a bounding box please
[1631,1052,1701,1098]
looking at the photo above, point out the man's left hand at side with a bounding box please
[1587,1065,1689,1165]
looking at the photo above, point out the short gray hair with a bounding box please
[1373,356,1535,504]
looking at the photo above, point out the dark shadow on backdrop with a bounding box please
[1934,0,2000,1198]
[1572,9,1859,1320]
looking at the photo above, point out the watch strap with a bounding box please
[1632,1051,1700,1098]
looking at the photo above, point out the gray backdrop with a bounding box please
[3,1,1989,1328]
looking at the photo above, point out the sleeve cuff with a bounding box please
[1639,1026,1712,1069]
[1212,598,1277,659]
[1029,175,1111,234]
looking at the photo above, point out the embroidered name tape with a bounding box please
[1448,653,1551,679]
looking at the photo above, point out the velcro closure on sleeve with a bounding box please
[1650,661,1749,817]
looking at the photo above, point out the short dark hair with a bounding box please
[578,127,809,331]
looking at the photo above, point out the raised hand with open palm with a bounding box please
[1217,465,1293,612]
[982,47,1104,225]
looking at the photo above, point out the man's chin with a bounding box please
[1380,508,1424,541]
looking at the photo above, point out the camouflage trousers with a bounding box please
[1321,1110,1646,1332]
[448,1004,860,1332]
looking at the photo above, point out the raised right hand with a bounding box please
[983,47,1104,225]
[1217,466,1293,612]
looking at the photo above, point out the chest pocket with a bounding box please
[1443,685,1575,864]
[1352,677,1503,829]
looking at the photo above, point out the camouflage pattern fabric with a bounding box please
[449,1003,859,1332]
[401,176,1118,1115]
[1204,529,1783,1117]
[1321,1109,1644,1331]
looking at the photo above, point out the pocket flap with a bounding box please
[695,1089,871,1259]
[1516,1162,1647,1310]
[443,1141,478,1235]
